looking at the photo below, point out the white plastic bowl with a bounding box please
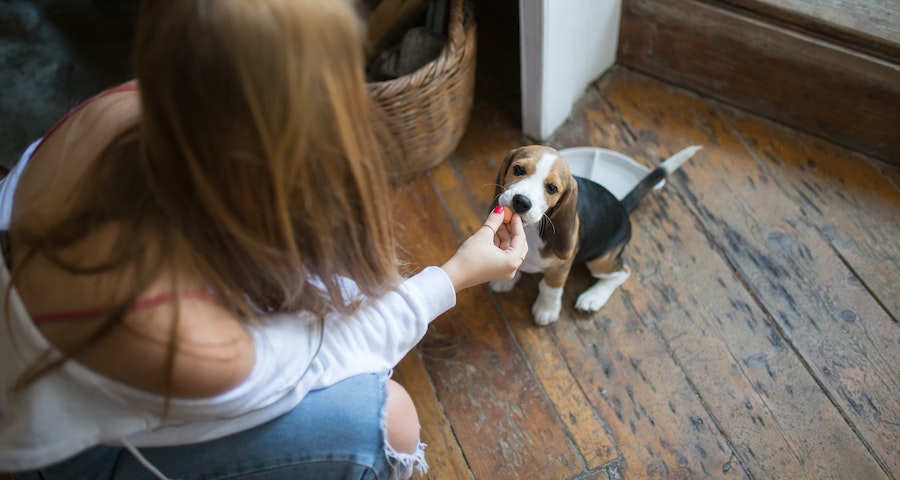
[558,147,663,201]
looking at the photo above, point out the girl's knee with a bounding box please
[384,379,420,454]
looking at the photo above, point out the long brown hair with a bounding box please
[131,0,401,314]
[12,0,400,387]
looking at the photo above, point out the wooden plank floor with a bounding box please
[2,3,897,480]
[390,7,900,479]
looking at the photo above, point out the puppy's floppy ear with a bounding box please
[543,173,578,258]
[492,148,520,209]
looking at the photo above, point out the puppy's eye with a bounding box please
[513,165,526,176]
[545,183,558,194]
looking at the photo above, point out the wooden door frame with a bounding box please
[519,0,622,140]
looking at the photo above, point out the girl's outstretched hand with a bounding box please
[440,206,528,292]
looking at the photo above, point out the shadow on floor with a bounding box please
[0,0,135,170]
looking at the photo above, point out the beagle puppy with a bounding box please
[490,145,700,326]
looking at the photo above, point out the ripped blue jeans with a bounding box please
[13,373,427,480]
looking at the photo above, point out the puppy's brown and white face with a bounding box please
[495,146,573,225]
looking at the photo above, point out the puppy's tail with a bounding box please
[621,145,702,213]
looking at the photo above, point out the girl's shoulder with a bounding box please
[11,82,257,399]
[13,81,141,229]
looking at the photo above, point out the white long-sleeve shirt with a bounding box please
[0,139,457,472]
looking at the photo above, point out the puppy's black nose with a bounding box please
[512,194,532,213]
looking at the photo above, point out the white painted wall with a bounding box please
[520,0,622,140]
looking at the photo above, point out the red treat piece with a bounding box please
[502,207,513,223]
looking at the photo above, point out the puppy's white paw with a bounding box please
[532,279,564,326]
[490,272,521,292]
[532,299,561,326]
[575,268,630,312]
[575,288,614,312]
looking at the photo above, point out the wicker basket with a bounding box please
[367,0,477,182]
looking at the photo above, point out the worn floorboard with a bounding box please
[1,2,897,480]
[390,14,899,477]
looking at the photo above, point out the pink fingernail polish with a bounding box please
[493,205,503,214]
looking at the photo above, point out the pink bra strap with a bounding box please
[32,289,216,325]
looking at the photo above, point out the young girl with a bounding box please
[0,0,527,478]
